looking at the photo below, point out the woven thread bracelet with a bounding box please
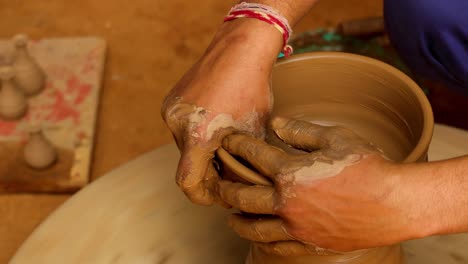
[224,2,294,57]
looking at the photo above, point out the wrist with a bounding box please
[380,162,433,242]
[176,19,277,109]
[211,18,284,61]
[195,18,283,86]
[388,162,447,241]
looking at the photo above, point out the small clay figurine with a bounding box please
[12,34,46,96]
[23,125,57,169]
[0,66,28,120]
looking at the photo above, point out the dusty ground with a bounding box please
[0,0,382,262]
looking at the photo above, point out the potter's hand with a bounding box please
[161,20,283,205]
[161,0,322,206]
[218,117,409,254]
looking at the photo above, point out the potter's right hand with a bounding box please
[161,19,284,205]
[217,117,413,253]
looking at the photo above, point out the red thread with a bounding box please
[224,3,293,57]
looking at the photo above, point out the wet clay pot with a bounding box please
[217,52,434,264]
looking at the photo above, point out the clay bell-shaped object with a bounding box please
[23,126,57,169]
[12,34,46,96]
[0,66,28,120]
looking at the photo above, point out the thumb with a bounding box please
[176,145,217,205]
[271,117,330,151]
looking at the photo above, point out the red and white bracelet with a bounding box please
[224,2,294,57]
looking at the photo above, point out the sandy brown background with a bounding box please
[0,0,381,262]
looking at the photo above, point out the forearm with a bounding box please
[207,19,283,70]
[166,1,322,117]
[208,0,320,64]
[395,156,468,239]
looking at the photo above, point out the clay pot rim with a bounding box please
[276,52,434,163]
[217,52,434,186]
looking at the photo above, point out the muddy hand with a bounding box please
[218,117,411,254]
[161,19,282,205]
[163,98,268,206]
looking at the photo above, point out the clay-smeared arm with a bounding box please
[217,117,468,254]
[161,1,319,205]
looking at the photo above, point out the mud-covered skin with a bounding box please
[160,0,322,206]
[160,18,284,205]
[218,117,412,254]
[163,98,267,205]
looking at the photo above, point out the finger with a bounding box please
[271,117,331,151]
[228,214,292,243]
[206,162,231,208]
[217,180,276,214]
[216,147,272,186]
[222,134,287,177]
[176,145,217,205]
[255,241,337,257]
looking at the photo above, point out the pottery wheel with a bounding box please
[10,124,468,264]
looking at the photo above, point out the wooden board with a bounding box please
[0,37,106,193]
[9,124,468,263]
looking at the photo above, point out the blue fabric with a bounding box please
[384,0,468,93]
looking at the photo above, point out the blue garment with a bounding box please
[384,0,468,93]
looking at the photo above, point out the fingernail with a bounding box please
[271,116,289,129]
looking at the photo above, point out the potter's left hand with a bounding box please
[218,117,413,255]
